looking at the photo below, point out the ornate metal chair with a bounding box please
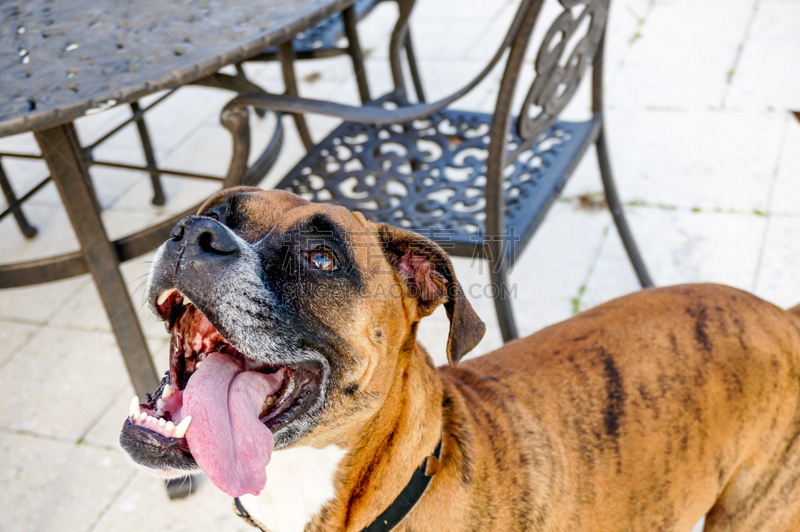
[232,0,654,342]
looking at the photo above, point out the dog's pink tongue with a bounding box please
[182,352,283,497]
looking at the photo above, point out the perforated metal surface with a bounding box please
[276,107,596,258]
[288,0,378,53]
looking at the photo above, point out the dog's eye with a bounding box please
[308,250,337,271]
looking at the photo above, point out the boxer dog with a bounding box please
[121,187,800,531]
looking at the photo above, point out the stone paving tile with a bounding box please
[0,319,43,369]
[750,1,800,41]
[0,131,39,156]
[92,471,251,532]
[0,431,136,532]
[412,0,512,23]
[84,340,171,450]
[612,1,754,110]
[753,215,800,309]
[726,38,800,111]
[0,329,129,441]
[460,2,519,63]
[48,251,172,341]
[767,114,800,215]
[409,20,497,61]
[581,207,768,311]
[603,109,785,212]
[0,202,78,264]
[0,276,90,324]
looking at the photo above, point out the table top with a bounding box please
[0,0,353,138]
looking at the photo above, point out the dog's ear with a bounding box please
[376,223,485,365]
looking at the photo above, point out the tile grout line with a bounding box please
[1,426,119,452]
[558,194,800,218]
[750,112,791,293]
[721,0,761,109]
[84,470,139,532]
[76,383,136,445]
[607,0,660,87]
[572,223,611,316]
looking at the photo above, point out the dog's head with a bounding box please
[120,187,484,497]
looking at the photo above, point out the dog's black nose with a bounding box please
[170,216,239,256]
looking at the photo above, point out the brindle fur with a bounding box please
[162,188,800,531]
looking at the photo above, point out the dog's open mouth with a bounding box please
[120,288,322,497]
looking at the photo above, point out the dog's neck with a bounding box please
[239,336,444,532]
[310,337,444,531]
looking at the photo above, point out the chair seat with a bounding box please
[269,0,379,55]
[275,108,598,262]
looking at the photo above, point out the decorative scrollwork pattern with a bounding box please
[277,105,591,249]
[517,0,608,142]
[289,0,377,53]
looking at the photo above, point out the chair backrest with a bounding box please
[514,0,610,142]
[387,0,610,123]
[481,0,612,239]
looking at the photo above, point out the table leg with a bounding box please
[33,124,159,398]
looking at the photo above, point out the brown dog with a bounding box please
[121,187,800,531]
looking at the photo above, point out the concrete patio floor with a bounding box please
[1,0,799,530]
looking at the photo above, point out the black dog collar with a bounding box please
[234,437,444,532]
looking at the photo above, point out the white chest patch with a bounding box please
[238,445,347,532]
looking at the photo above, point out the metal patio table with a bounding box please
[0,0,362,400]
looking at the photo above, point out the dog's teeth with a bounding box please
[158,418,167,427]
[129,396,141,418]
[261,395,276,414]
[175,416,192,438]
[166,421,175,432]
[182,295,194,307]
[157,288,177,306]
[156,399,165,410]
[196,361,203,369]
[162,384,173,399]
[136,412,147,423]
[155,409,164,417]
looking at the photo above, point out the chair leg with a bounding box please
[234,62,247,79]
[403,29,426,103]
[130,102,166,206]
[235,63,267,118]
[343,4,372,104]
[490,257,519,342]
[0,157,37,238]
[278,42,314,150]
[486,231,518,342]
[596,124,654,288]
[166,476,196,499]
